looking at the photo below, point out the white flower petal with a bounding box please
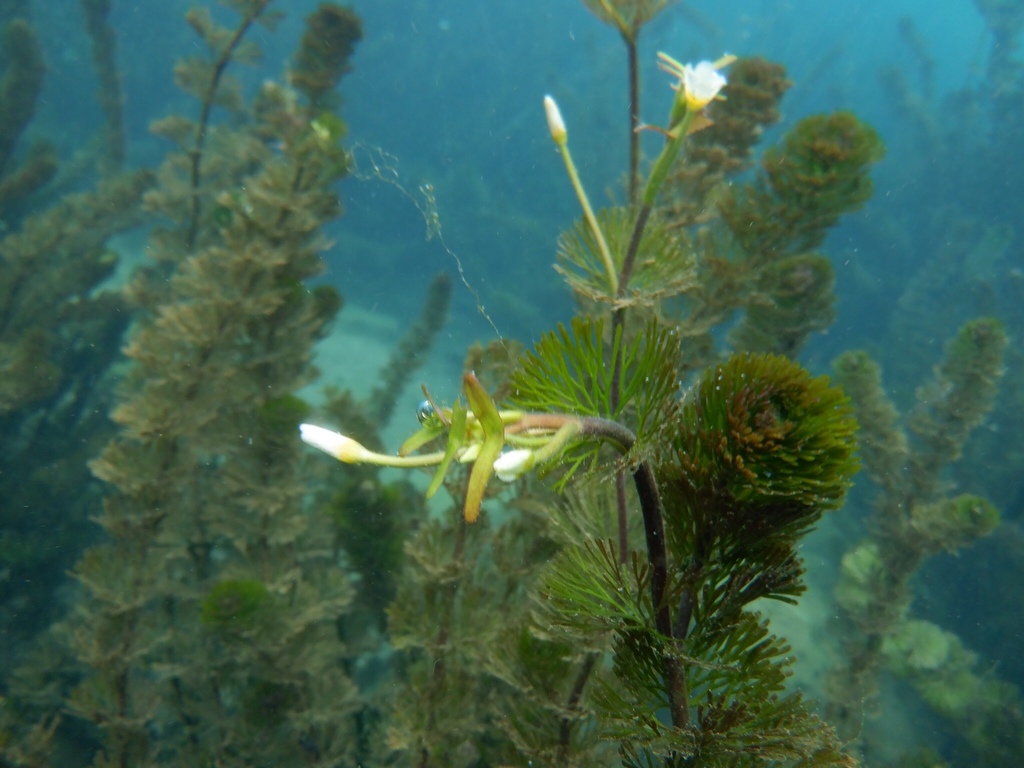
[682,61,727,109]
[493,449,534,482]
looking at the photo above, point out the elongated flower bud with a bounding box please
[544,95,567,145]
[300,423,371,463]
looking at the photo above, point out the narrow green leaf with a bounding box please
[426,400,466,498]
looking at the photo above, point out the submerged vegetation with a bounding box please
[0,0,1018,766]
[301,2,871,762]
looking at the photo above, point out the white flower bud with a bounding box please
[544,95,567,145]
[299,424,369,463]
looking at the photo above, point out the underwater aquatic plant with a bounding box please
[580,0,675,34]
[305,334,859,765]
[579,0,680,200]
[305,371,576,523]
[0,1,900,765]
[545,94,619,295]
[290,2,363,109]
[668,352,858,515]
[200,578,271,632]
[663,56,791,229]
[45,3,366,765]
[0,19,44,182]
[656,106,886,368]
[303,317,680,519]
[826,319,1022,763]
[555,198,696,309]
[729,253,836,356]
[300,34,880,762]
[79,0,126,172]
[721,111,885,256]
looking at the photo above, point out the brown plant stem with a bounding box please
[185,0,273,252]
[614,470,629,563]
[608,195,654,562]
[625,30,641,205]
[608,312,630,564]
[79,0,125,172]
[417,511,468,768]
[558,652,598,760]
[518,413,688,728]
[614,23,644,564]
[631,459,686,728]
[617,202,654,296]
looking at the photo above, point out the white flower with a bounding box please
[543,95,567,145]
[299,424,369,463]
[682,60,728,110]
[493,449,534,482]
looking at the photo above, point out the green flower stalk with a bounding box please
[300,422,448,467]
[546,52,733,310]
[544,54,732,300]
[544,95,618,294]
[617,53,734,293]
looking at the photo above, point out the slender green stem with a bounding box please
[352,448,448,468]
[555,141,619,294]
[640,112,693,207]
[617,109,694,296]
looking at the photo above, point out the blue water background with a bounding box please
[37,0,989,340]
[18,0,1021,760]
